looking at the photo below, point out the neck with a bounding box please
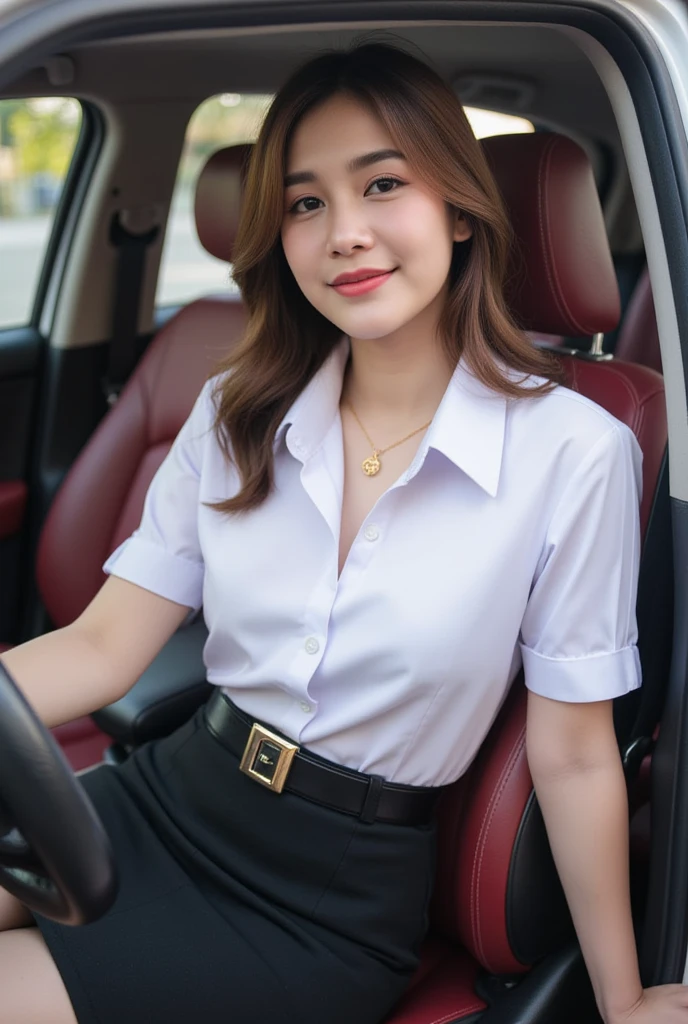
[342,324,455,426]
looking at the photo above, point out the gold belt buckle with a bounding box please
[239,723,299,793]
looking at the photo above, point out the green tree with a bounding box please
[8,99,80,178]
[0,99,24,148]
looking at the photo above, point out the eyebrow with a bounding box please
[284,148,406,187]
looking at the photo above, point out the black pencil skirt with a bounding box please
[34,699,437,1024]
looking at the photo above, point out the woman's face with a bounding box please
[280,93,472,344]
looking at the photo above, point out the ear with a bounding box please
[453,210,473,243]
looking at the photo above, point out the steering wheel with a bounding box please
[0,660,118,925]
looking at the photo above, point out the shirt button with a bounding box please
[364,524,380,542]
[304,637,320,655]
[300,701,312,713]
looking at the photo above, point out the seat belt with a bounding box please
[102,209,159,406]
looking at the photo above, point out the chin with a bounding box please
[325,311,416,341]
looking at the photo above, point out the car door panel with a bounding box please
[0,326,42,642]
[0,480,27,539]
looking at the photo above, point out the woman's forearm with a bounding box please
[532,755,643,1023]
[0,576,191,729]
[0,625,122,728]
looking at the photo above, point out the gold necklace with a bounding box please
[345,402,432,477]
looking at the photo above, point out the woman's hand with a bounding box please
[608,985,688,1022]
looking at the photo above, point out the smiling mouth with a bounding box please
[330,269,397,296]
[330,269,395,286]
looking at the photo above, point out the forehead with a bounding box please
[286,94,396,170]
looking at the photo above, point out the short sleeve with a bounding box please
[102,380,216,612]
[520,423,643,702]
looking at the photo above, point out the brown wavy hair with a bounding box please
[211,41,562,513]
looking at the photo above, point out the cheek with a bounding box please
[281,225,318,291]
[280,225,299,276]
[385,200,455,268]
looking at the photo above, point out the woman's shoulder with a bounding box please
[185,372,228,431]
[506,372,641,473]
[521,374,632,426]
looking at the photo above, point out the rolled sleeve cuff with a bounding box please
[520,643,641,703]
[103,536,204,612]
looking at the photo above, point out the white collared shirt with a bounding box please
[104,339,642,786]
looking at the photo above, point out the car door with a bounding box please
[0,95,101,646]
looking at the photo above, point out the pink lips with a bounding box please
[330,269,395,297]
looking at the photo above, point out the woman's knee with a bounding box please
[0,928,78,1023]
[0,889,32,931]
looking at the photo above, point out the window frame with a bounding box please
[0,96,102,334]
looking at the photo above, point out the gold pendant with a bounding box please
[362,453,381,476]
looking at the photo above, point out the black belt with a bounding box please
[204,691,442,826]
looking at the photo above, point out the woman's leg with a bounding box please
[0,892,78,1021]
[0,889,32,931]
[0,928,78,1023]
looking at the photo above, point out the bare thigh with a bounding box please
[0,887,32,930]
[0,928,78,1023]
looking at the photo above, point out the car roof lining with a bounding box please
[4,22,619,145]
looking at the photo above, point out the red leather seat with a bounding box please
[2,147,250,770]
[615,266,662,374]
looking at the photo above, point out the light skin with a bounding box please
[0,92,684,1022]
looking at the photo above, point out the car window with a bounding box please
[0,97,82,329]
[155,93,272,308]
[464,108,533,139]
[156,97,533,309]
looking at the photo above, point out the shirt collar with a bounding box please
[275,337,350,458]
[421,360,507,497]
[276,336,507,497]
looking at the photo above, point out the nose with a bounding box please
[326,198,374,257]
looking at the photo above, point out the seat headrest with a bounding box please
[193,133,620,337]
[482,133,620,336]
[194,143,252,263]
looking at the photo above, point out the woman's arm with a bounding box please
[0,576,191,729]
[526,691,644,1021]
[527,692,688,1021]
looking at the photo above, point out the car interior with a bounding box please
[0,11,683,1024]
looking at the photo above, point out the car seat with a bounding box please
[2,135,669,1024]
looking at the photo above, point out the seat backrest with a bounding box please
[615,266,662,374]
[35,145,252,627]
[429,133,667,975]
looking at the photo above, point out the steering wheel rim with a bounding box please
[0,660,118,925]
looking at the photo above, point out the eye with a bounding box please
[288,195,323,214]
[365,176,404,196]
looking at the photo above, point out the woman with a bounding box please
[0,40,686,1024]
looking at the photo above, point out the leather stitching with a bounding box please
[426,1007,485,1024]
[469,724,527,970]
[538,137,593,335]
